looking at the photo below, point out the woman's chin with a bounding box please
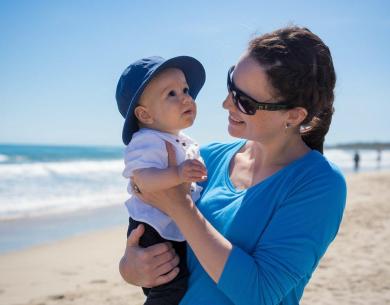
[228,124,245,138]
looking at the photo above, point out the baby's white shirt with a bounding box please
[122,128,203,241]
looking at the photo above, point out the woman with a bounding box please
[119,26,347,305]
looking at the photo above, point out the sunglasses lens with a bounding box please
[235,94,256,115]
[227,67,256,115]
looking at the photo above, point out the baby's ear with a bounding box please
[134,106,154,124]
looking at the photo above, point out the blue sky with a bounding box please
[1,0,389,146]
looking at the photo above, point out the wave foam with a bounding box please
[0,186,128,220]
[0,154,9,163]
[0,159,123,177]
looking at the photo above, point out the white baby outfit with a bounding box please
[123,128,203,242]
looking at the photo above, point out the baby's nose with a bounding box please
[182,94,193,104]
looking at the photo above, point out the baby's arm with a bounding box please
[133,159,207,193]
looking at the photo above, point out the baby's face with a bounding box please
[138,68,197,134]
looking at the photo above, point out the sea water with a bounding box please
[0,144,129,252]
[0,144,127,220]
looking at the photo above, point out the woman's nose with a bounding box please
[222,93,233,110]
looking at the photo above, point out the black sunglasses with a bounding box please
[227,66,293,115]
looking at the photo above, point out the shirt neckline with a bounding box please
[224,140,316,194]
[138,128,195,146]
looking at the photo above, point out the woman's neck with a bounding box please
[229,136,311,190]
[248,136,311,170]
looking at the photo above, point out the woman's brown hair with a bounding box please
[248,26,336,153]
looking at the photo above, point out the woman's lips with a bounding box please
[229,115,244,125]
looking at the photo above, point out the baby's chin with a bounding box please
[182,114,196,127]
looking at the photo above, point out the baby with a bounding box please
[115,56,207,305]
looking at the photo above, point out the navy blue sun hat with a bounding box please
[116,56,206,145]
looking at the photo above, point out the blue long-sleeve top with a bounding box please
[180,140,347,305]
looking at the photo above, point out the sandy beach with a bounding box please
[1,171,390,305]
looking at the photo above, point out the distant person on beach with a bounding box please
[377,149,382,169]
[119,26,347,305]
[354,151,360,171]
[115,56,207,305]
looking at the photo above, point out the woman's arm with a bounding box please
[170,194,233,282]
[135,143,232,282]
[216,176,346,305]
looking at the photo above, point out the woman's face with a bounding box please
[222,54,288,143]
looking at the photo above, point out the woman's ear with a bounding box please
[134,106,154,125]
[286,107,308,128]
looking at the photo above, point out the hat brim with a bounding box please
[122,56,206,145]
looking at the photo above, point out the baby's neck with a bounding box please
[139,125,181,136]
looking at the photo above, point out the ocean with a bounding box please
[0,144,127,220]
[0,143,389,253]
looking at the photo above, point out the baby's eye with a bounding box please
[183,87,189,94]
[168,90,177,97]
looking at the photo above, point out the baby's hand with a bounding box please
[177,159,207,183]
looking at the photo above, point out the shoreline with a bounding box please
[1,170,390,304]
[0,204,128,254]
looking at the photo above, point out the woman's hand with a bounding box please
[132,141,203,216]
[119,224,180,287]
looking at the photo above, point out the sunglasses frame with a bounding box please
[227,66,293,115]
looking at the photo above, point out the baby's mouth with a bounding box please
[183,109,194,115]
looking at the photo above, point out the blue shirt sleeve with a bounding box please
[217,169,347,305]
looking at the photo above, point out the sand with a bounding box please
[0,226,144,305]
[1,171,390,305]
[301,171,390,305]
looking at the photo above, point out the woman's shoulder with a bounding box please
[200,140,245,154]
[310,150,345,179]
[200,140,245,164]
[290,149,347,192]
[278,150,347,216]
